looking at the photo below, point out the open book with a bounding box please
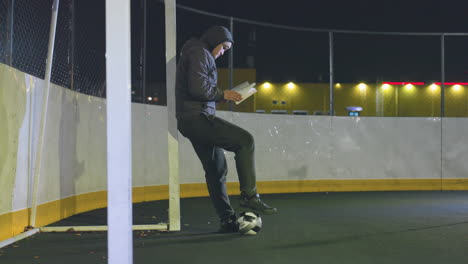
[232,82,257,105]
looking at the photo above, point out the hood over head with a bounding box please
[200,25,234,50]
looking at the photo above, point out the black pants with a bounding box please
[178,114,257,219]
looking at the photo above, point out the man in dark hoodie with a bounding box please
[176,25,277,233]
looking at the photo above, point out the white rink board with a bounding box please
[2,64,468,215]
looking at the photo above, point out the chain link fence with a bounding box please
[1,0,107,98]
[0,0,10,64]
[72,0,106,97]
[7,0,52,79]
[50,0,107,97]
[51,0,72,89]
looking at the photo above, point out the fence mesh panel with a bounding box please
[11,0,52,79]
[50,0,72,89]
[71,0,106,97]
[0,0,10,64]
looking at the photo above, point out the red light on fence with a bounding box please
[382,82,425,85]
[434,82,468,85]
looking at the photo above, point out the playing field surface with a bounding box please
[2,191,468,264]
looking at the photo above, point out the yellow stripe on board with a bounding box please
[0,209,29,241]
[1,178,467,242]
[257,179,445,193]
[441,178,468,190]
[34,191,107,227]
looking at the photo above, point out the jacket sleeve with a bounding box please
[186,49,224,102]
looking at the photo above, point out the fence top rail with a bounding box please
[176,4,468,37]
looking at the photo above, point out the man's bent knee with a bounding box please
[239,132,255,150]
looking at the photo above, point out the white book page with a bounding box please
[233,82,257,104]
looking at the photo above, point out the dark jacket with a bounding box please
[175,26,234,119]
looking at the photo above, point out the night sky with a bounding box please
[176,0,467,33]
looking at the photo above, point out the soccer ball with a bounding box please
[237,212,262,235]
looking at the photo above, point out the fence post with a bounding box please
[440,34,445,117]
[329,32,334,116]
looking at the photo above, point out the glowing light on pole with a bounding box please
[358,83,367,91]
[405,84,414,90]
[262,82,272,89]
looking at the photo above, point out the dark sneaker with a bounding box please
[218,214,239,233]
[240,194,277,215]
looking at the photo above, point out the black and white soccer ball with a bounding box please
[237,212,262,235]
